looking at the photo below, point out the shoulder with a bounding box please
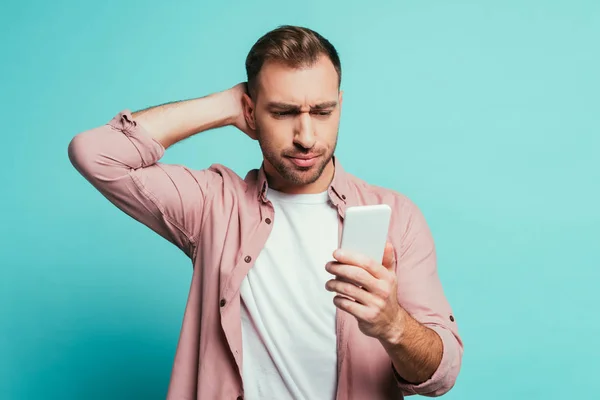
[344,172,433,255]
[345,173,437,274]
[344,172,421,217]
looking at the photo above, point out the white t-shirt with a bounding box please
[240,188,340,400]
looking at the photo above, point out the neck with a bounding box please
[264,159,335,194]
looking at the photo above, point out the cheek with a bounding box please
[319,119,340,145]
[257,116,291,141]
[255,121,286,150]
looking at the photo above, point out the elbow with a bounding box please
[425,343,463,397]
[68,132,89,173]
[402,325,463,397]
[411,363,461,398]
[421,376,458,397]
[68,131,97,180]
[68,127,120,185]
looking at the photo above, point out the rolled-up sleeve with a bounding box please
[392,198,464,396]
[68,109,221,258]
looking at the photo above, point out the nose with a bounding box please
[293,112,316,150]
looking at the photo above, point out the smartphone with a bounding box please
[340,204,392,264]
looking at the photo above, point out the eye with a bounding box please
[271,111,294,118]
[312,110,333,117]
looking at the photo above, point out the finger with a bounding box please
[382,242,396,270]
[332,249,387,280]
[333,274,358,287]
[333,295,368,320]
[326,261,357,283]
[325,279,378,306]
[325,261,378,290]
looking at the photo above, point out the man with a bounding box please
[68,25,463,400]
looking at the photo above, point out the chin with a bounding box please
[282,162,329,186]
[265,152,333,186]
[291,173,322,186]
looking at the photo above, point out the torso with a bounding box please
[240,188,340,400]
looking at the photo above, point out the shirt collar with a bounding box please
[252,156,350,207]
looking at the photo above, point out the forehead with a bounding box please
[256,56,339,105]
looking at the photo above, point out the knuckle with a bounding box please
[375,297,386,310]
[367,309,379,323]
[380,282,391,298]
[364,259,377,273]
[380,292,390,304]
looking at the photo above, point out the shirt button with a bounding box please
[265,218,272,224]
[244,255,252,263]
[449,315,455,322]
[220,299,226,307]
[341,194,346,200]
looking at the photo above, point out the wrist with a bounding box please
[379,308,409,348]
[211,90,240,127]
[221,86,246,127]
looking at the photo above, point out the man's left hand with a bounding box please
[325,242,404,342]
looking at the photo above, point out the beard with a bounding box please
[256,128,337,186]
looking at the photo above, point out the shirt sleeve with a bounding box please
[392,198,464,396]
[67,109,222,258]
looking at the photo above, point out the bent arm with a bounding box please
[391,200,464,397]
[67,90,239,257]
[380,309,444,386]
[132,89,240,149]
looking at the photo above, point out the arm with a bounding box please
[68,84,252,257]
[131,83,252,149]
[327,199,462,397]
[379,308,444,386]
[390,199,463,396]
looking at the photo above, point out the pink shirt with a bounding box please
[68,110,463,399]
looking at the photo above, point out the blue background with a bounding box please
[1,1,599,399]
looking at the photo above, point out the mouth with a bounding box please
[286,154,321,168]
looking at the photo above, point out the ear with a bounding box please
[242,92,257,137]
[339,89,344,108]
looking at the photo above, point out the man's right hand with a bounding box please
[226,82,257,140]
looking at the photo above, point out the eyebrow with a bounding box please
[267,101,338,111]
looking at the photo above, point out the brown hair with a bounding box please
[245,25,342,98]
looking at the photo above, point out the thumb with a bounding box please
[382,241,395,270]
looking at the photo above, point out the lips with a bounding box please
[286,154,320,168]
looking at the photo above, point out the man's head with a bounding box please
[242,25,343,194]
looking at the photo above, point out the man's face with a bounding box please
[245,56,342,193]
